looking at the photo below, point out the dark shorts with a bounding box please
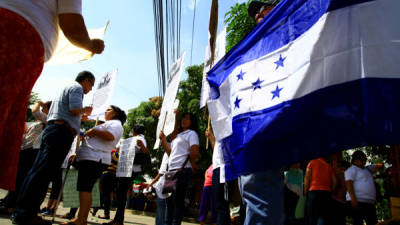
[77,160,107,192]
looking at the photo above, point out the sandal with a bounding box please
[98,214,110,219]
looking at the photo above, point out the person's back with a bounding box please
[308,158,334,192]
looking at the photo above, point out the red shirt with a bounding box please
[204,165,213,187]
[307,158,334,191]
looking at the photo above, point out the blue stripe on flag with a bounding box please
[207,0,374,99]
[222,78,400,180]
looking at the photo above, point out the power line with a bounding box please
[190,0,197,65]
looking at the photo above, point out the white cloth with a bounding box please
[345,165,376,204]
[78,120,123,165]
[212,141,225,170]
[31,110,48,149]
[168,129,199,170]
[159,153,169,174]
[0,0,81,61]
[62,136,79,168]
[154,153,171,199]
[212,141,226,183]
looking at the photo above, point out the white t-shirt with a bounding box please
[345,165,376,204]
[168,129,199,170]
[0,0,82,61]
[78,120,123,165]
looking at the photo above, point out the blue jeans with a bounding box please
[13,123,74,221]
[238,168,284,225]
[166,168,192,225]
[212,167,230,225]
[156,197,168,225]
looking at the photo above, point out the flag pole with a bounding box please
[205,0,218,149]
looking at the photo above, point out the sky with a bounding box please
[32,0,244,113]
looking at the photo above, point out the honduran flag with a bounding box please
[206,0,400,181]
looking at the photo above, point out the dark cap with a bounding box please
[248,1,274,19]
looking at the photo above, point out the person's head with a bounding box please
[42,101,52,114]
[75,71,95,94]
[180,112,198,131]
[248,1,275,24]
[105,105,126,125]
[351,150,367,168]
[132,124,145,136]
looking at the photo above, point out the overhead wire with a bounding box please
[190,0,197,65]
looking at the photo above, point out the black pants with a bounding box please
[306,190,331,225]
[212,167,231,225]
[347,201,377,225]
[113,172,137,222]
[13,123,74,221]
[100,172,117,216]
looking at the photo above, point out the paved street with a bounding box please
[0,189,198,225]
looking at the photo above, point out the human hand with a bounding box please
[159,131,166,140]
[89,39,105,54]
[68,154,77,164]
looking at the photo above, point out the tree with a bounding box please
[224,0,279,52]
[26,92,40,122]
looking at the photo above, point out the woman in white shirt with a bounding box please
[159,112,200,225]
[64,105,125,225]
[103,124,148,225]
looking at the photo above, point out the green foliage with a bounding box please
[224,0,256,52]
[224,0,280,52]
[26,92,40,122]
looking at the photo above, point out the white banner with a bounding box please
[90,69,118,119]
[46,21,109,65]
[116,137,138,177]
[154,51,186,149]
[199,27,226,108]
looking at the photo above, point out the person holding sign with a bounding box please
[103,124,148,225]
[63,105,125,225]
[159,112,200,225]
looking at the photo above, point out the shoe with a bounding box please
[42,209,54,216]
[39,207,47,213]
[98,214,110,219]
[12,215,52,225]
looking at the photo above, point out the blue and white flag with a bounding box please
[207,0,400,181]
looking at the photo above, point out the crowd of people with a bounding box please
[0,0,398,225]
